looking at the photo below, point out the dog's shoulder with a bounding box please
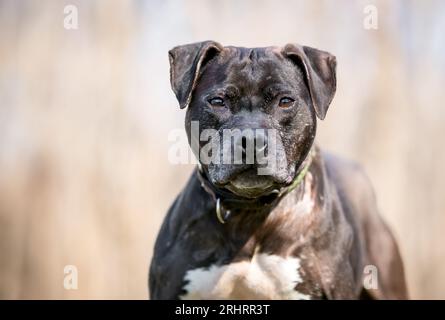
[322,150,377,206]
[149,170,218,299]
[321,150,385,235]
[320,152,409,299]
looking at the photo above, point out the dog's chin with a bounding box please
[224,170,276,199]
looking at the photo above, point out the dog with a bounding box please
[149,41,408,299]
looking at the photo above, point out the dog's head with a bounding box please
[169,41,336,198]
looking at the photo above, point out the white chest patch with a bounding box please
[180,252,310,300]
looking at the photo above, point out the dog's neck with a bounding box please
[197,151,323,258]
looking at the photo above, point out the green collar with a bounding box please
[281,150,314,196]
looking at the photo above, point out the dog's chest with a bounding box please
[179,251,312,300]
[178,173,320,300]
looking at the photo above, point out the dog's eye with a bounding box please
[278,97,295,108]
[208,97,225,107]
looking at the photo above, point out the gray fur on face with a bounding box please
[175,44,330,197]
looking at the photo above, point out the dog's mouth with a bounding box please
[222,168,278,198]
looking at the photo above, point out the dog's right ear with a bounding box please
[169,41,223,109]
[282,44,337,120]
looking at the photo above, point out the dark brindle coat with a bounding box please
[149,41,408,300]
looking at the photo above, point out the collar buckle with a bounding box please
[216,198,231,224]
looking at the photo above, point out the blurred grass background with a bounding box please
[0,0,444,299]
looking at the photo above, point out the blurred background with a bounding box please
[0,0,444,299]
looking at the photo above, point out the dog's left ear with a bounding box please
[169,41,224,109]
[282,44,337,120]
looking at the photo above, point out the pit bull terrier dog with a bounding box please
[149,41,408,299]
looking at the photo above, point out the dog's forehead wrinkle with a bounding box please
[224,68,291,98]
[226,46,269,59]
[204,48,300,96]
